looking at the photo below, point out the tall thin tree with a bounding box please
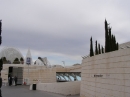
[102,46,104,53]
[111,35,114,51]
[98,44,101,54]
[116,42,119,50]
[90,37,94,57]
[105,19,109,53]
[107,30,110,52]
[113,35,116,51]
[108,27,112,52]
[95,40,98,55]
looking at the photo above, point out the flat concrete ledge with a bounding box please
[36,81,80,95]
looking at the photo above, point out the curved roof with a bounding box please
[34,59,44,65]
[0,47,24,63]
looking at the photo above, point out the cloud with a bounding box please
[0,0,130,65]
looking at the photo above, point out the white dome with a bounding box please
[0,47,24,63]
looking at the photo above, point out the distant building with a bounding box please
[0,47,24,64]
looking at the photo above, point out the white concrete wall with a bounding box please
[1,64,81,85]
[80,48,130,97]
[23,67,56,84]
[69,65,82,72]
[37,81,80,95]
[1,65,57,84]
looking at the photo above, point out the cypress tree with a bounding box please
[111,35,114,51]
[102,46,104,53]
[107,30,110,52]
[113,35,116,51]
[91,37,94,56]
[98,44,101,54]
[90,37,94,57]
[116,42,119,50]
[115,36,117,50]
[108,27,112,52]
[104,20,119,52]
[95,40,98,55]
[105,19,109,53]
[95,41,97,55]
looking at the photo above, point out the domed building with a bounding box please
[0,47,24,64]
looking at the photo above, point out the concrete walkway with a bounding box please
[1,85,79,97]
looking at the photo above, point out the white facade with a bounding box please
[37,81,80,95]
[80,47,130,97]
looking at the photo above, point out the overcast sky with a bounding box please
[0,0,130,66]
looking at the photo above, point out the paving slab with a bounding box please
[1,85,79,97]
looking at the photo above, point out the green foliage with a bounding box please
[102,46,104,53]
[90,37,94,57]
[20,57,24,61]
[105,19,109,53]
[107,31,110,52]
[89,19,119,58]
[105,20,119,52]
[2,57,7,64]
[13,58,20,64]
[114,35,116,50]
[116,42,119,50]
[108,28,112,52]
[95,40,98,55]
[98,44,101,54]
[20,57,24,64]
